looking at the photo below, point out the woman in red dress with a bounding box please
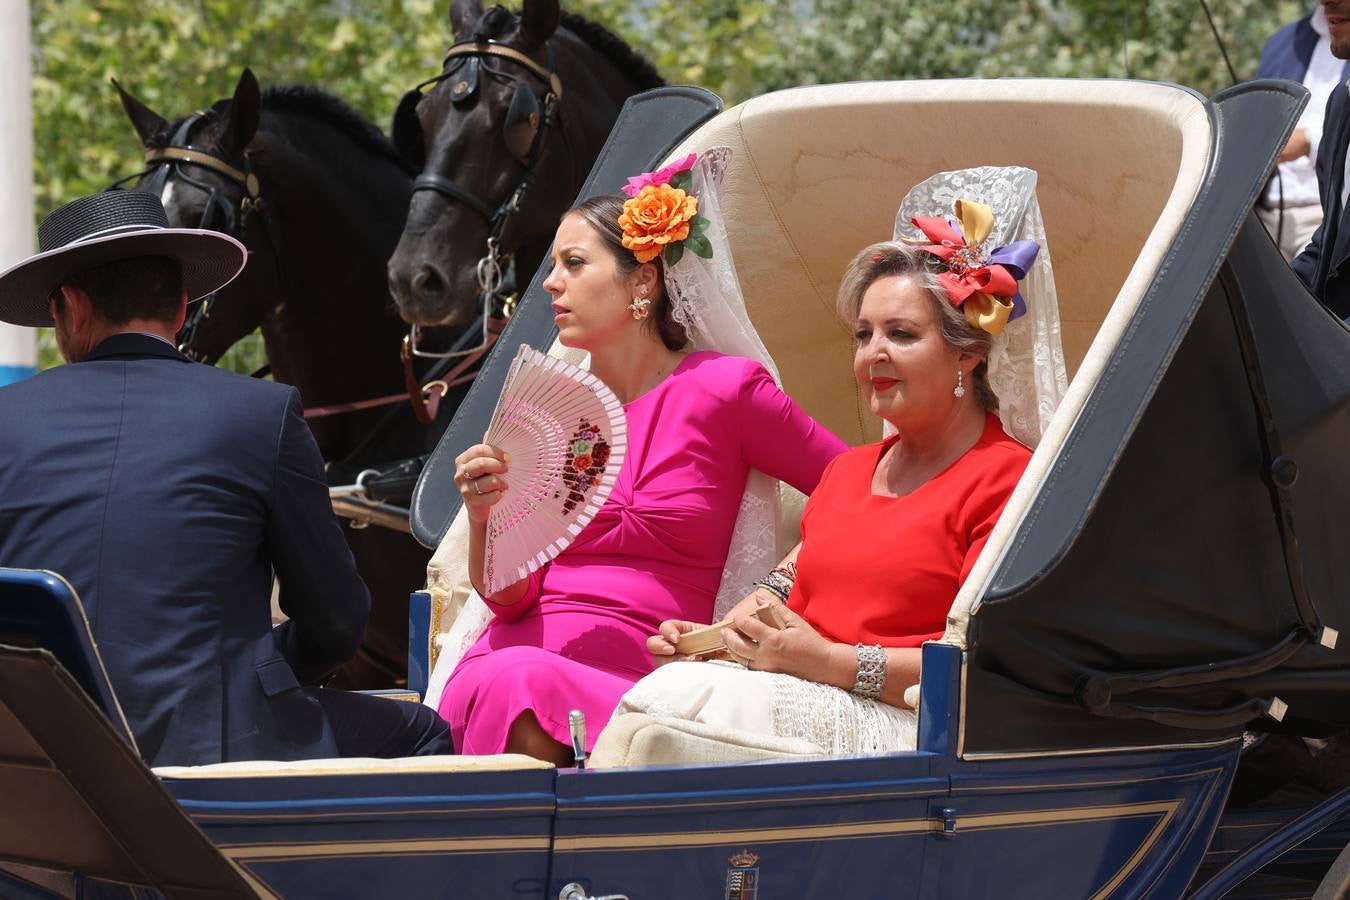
[618,210,1041,755]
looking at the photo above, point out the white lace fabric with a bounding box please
[614,660,917,756]
[894,166,1069,449]
[767,674,917,754]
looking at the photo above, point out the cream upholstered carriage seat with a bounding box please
[424,78,1214,766]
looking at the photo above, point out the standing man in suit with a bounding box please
[1291,0,1350,319]
[0,190,449,766]
[1256,4,1350,261]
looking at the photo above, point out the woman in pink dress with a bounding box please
[440,152,846,763]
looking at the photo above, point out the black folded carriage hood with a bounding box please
[961,79,1350,756]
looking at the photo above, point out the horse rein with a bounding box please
[401,39,560,361]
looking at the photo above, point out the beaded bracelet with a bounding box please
[752,564,795,603]
[853,643,887,699]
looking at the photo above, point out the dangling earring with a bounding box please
[628,288,651,320]
[953,368,966,399]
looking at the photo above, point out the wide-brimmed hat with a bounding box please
[0,190,247,328]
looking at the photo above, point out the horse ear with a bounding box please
[518,0,560,50]
[391,90,427,171]
[222,68,261,156]
[449,0,484,40]
[112,78,167,147]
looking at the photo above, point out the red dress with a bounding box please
[787,413,1031,647]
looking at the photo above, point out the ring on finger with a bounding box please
[473,477,485,495]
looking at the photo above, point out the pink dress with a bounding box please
[439,351,846,754]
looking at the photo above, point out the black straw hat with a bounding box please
[0,190,246,327]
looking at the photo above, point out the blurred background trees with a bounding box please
[30,0,1309,369]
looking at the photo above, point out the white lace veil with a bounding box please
[667,147,784,619]
[424,147,780,708]
[893,166,1068,448]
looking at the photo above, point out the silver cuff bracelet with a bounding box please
[853,643,886,699]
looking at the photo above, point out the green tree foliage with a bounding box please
[30,0,1311,370]
[566,0,1310,104]
[31,0,1313,211]
[31,0,455,211]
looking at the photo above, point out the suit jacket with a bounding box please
[0,333,370,766]
[1256,16,1350,82]
[1291,83,1350,319]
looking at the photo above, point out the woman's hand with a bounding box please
[647,619,703,665]
[455,443,510,524]
[722,601,842,682]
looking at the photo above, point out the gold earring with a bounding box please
[627,288,650,320]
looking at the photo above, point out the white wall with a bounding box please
[0,0,37,384]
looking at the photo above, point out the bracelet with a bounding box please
[853,643,886,699]
[752,565,795,603]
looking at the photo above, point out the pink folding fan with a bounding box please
[482,345,627,595]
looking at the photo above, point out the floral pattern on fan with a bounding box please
[558,420,612,514]
[481,344,627,596]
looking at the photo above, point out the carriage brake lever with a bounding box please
[568,709,587,770]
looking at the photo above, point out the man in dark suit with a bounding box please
[0,190,449,766]
[1291,0,1350,318]
[1256,6,1350,261]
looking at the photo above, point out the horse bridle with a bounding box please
[112,111,269,360]
[397,40,564,359]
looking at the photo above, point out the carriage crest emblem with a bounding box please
[724,849,760,899]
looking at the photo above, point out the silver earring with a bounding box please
[628,290,651,320]
[953,369,966,399]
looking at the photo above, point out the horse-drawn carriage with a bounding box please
[4,75,1350,898]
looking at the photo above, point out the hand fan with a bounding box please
[482,344,627,595]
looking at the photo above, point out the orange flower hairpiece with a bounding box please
[617,156,712,267]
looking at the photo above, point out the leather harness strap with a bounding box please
[399,319,504,424]
[144,147,259,198]
[410,172,495,220]
[441,42,563,99]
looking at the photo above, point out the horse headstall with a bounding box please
[106,111,272,359]
[391,40,564,198]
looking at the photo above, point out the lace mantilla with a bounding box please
[665,146,786,616]
[895,166,1068,448]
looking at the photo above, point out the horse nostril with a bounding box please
[411,266,445,305]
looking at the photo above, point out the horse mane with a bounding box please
[557,13,666,91]
[260,85,415,174]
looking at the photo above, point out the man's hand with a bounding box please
[1279,128,1311,164]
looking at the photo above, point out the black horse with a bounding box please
[386,0,665,327]
[116,70,463,689]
